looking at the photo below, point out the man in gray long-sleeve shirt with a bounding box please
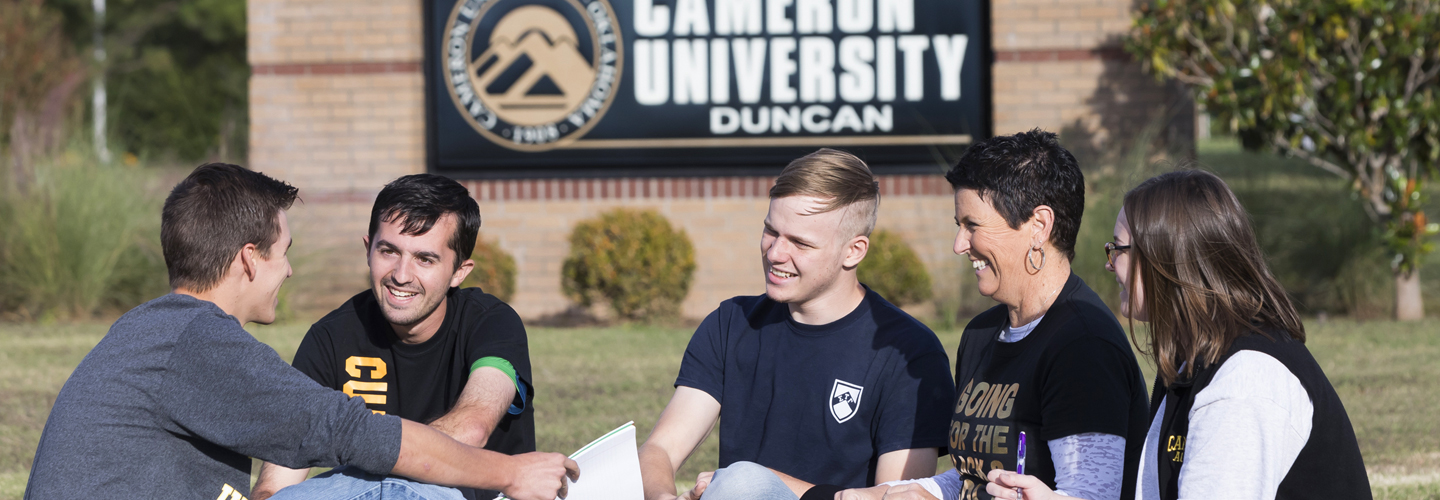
[26,163,578,500]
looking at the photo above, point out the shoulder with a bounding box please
[961,303,1009,332]
[1194,350,1312,427]
[451,287,522,321]
[709,294,781,327]
[864,291,946,357]
[308,290,374,334]
[1041,278,1130,352]
[957,304,1007,350]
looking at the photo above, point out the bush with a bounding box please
[858,230,933,307]
[461,236,517,303]
[561,209,696,321]
[0,147,169,320]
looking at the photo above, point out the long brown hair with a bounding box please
[1122,170,1304,386]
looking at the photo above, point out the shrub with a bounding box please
[858,230,933,307]
[561,209,696,321]
[0,147,169,320]
[461,236,518,303]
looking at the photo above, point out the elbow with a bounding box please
[458,427,492,448]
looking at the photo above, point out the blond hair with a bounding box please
[769,148,880,238]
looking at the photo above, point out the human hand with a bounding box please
[836,484,889,500]
[677,470,714,500]
[873,483,940,500]
[985,469,1057,500]
[503,452,581,500]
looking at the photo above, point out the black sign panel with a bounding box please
[425,0,990,177]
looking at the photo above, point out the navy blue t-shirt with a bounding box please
[676,288,955,488]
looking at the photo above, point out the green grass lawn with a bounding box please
[1,319,1437,498]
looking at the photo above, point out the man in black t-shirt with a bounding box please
[254,174,534,500]
[638,150,956,500]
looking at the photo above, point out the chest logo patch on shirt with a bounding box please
[829,379,864,423]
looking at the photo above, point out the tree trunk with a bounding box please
[1395,268,1424,321]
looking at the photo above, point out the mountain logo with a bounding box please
[443,0,622,151]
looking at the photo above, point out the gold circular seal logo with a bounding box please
[444,0,622,151]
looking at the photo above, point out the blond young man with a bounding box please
[638,149,956,500]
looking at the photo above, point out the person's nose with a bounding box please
[765,237,790,265]
[392,257,414,285]
[953,230,971,256]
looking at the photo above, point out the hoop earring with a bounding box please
[1027,247,1046,272]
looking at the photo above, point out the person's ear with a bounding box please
[362,236,371,253]
[450,258,476,288]
[238,243,260,281]
[1030,205,1056,249]
[842,235,869,269]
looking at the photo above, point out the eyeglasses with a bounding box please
[1104,241,1132,267]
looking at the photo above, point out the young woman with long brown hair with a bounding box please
[984,169,1371,500]
[1113,169,1371,499]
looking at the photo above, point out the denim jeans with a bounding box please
[268,466,468,500]
[699,461,800,500]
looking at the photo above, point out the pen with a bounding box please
[1016,431,1027,500]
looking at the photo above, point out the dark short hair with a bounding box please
[368,174,480,269]
[769,148,881,237]
[162,163,299,292]
[945,129,1085,260]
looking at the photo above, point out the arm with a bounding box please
[785,447,939,499]
[428,366,517,447]
[638,386,721,500]
[877,448,939,482]
[1177,352,1312,500]
[394,419,580,500]
[252,463,311,500]
[838,452,952,500]
[1048,433,1125,500]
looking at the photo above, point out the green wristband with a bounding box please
[471,356,526,415]
[470,356,517,386]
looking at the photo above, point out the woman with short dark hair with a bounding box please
[986,169,1371,500]
[840,130,1151,500]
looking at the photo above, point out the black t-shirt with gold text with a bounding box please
[292,287,535,500]
[949,274,1148,500]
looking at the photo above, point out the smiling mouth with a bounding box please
[770,269,797,279]
[971,259,990,272]
[387,286,418,299]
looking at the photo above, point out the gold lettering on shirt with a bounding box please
[995,384,1019,418]
[957,380,974,413]
[1167,435,1185,462]
[961,479,981,500]
[992,425,1009,455]
[345,356,388,379]
[963,382,990,416]
[343,356,389,412]
[216,483,250,500]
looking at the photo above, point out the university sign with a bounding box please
[425,0,989,176]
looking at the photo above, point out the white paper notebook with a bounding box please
[559,421,643,500]
[499,421,644,500]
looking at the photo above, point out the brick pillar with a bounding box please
[248,0,427,311]
[991,0,1193,161]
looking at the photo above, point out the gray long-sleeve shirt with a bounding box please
[25,294,401,499]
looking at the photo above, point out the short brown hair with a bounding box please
[1122,169,1304,387]
[161,163,299,293]
[769,148,880,237]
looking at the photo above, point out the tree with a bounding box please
[46,0,249,161]
[1,0,83,187]
[1129,0,1440,319]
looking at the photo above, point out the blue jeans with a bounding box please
[700,461,799,500]
[268,466,467,500]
